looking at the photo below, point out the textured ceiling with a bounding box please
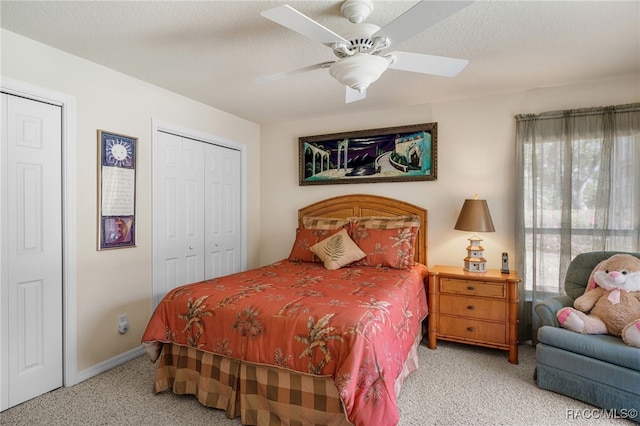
[1,1,638,125]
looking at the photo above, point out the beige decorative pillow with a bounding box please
[310,228,366,270]
[354,215,421,230]
[302,216,352,230]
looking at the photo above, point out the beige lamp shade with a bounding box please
[454,199,495,233]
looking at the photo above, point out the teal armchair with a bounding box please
[534,251,640,423]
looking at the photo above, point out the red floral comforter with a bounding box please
[142,259,428,426]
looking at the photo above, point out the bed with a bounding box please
[142,194,429,426]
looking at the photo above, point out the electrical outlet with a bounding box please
[118,314,129,334]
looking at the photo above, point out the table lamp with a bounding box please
[454,195,495,272]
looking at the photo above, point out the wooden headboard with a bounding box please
[298,194,428,265]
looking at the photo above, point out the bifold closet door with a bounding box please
[153,131,241,306]
[1,93,63,410]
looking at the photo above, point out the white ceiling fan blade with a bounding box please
[256,62,334,84]
[345,86,366,103]
[261,5,349,47]
[373,1,473,49]
[388,51,468,77]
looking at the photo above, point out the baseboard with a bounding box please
[74,345,145,385]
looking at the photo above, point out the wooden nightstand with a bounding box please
[427,265,521,364]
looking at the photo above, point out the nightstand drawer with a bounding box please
[439,316,506,344]
[439,294,506,321]
[440,278,505,298]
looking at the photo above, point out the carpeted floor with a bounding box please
[1,340,634,425]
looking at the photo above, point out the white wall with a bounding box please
[259,76,640,270]
[1,29,261,371]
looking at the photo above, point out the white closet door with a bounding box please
[204,144,242,278]
[153,132,205,304]
[153,130,242,306]
[1,93,62,410]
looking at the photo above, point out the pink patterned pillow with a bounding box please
[288,227,345,263]
[350,223,418,269]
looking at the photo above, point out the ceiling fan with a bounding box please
[257,0,473,103]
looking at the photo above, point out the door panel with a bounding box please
[205,144,241,279]
[153,132,205,305]
[1,93,62,409]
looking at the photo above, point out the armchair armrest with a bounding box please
[534,295,574,328]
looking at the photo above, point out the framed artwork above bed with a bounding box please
[299,122,437,185]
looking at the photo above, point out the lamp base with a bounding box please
[463,234,488,272]
[463,258,488,272]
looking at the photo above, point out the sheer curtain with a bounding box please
[514,103,640,342]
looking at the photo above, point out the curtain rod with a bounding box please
[515,102,640,122]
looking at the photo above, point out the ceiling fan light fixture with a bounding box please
[340,0,374,24]
[329,54,389,93]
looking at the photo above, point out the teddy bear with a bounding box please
[556,253,640,347]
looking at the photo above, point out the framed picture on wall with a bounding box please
[299,122,437,185]
[97,130,137,250]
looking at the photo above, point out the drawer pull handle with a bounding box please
[467,305,476,310]
[467,286,476,291]
[467,327,476,332]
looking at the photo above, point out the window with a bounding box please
[515,104,640,339]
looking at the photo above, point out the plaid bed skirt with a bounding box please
[153,343,351,426]
[152,335,422,426]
